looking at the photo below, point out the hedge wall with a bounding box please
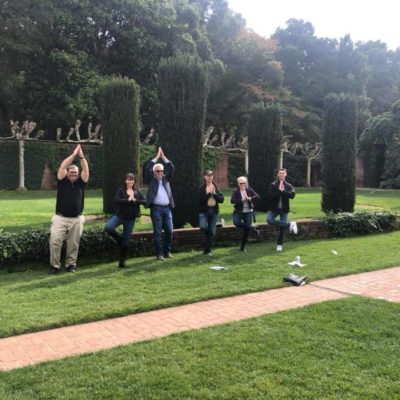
[0,141,155,190]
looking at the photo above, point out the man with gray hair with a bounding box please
[48,144,89,274]
[144,146,175,260]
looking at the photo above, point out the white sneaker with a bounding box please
[276,245,283,252]
[290,221,298,234]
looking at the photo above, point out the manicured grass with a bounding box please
[2,231,400,338]
[1,187,399,232]
[0,296,399,399]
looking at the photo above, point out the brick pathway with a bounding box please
[0,267,399,371]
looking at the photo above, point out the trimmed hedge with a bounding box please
[321,211,397,236]
[158,54,209,228]
[0,227,152,268]
[0,141,103,189]
[101,76,141,213]
[0,141,156,189]
[322,93,357,213]
[248,103,282,211]
[2,212,397,268]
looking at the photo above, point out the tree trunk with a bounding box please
[306,158,311,187]
[17,139,27,191]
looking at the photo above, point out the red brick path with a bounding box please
[0,267,399,371]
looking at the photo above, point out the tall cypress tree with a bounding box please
[100,76,141,213]
[248,103,282,211]
[322,93,357,213]
[158,54,209,228]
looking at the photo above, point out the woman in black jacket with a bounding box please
[231,176,260,251]
[104,173,146,268]
[198,170,224,255]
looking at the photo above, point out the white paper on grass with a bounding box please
[209,265,228,271]
[288,255,306,268]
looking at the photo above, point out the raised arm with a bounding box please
[78,145,89,183]
[57,145,81,180]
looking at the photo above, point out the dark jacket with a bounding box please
[114,187,146,220]
[144,160,175,208]
[230,186,260,212]
[198,182,224,214]
[267,180,295,213]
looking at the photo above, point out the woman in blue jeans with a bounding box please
[231,176,260,251]
[198,170,224,255]
[104,173,146,268]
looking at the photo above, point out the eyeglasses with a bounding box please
[155,170,164,173]
[239,182,246,185]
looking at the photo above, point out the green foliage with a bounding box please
[0,141,103,189]
[100,76,141,213]
[0,228,117,267]
[359,103,400,189]
[158,54,209,227]
[203,146,220,172]
[248,103,282,210]
[322,93,357,213]
[227,152,246,187]
[322,211,397,237]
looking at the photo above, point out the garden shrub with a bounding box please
[248,103,282,211]
[100,76,141,213]
[321,211,397,237]
[322,93,357,213]
[158,54,209,227]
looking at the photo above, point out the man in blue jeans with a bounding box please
[144,147,175,261]
[267,168,298,251]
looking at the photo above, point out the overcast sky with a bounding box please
[227,0,400,50]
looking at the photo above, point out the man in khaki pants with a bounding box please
[49,144,89,274]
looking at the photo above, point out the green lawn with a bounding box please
[1,187,400,232]
[2,231,400,338]
[0,296,398,399]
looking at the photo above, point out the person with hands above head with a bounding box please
[104,173,146,268]
[48,144,89,274]
[198,170,224,256]
[267,168,298,252]
[231,176,260,252]
[144,146,175,261]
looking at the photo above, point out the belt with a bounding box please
[152,204,170,208]
[56,213,81,218]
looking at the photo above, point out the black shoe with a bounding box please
[118,260,126,268]
[283,273,307,286]
[48,266,60,275]
[164,252,173,258]
[66,264,76,273]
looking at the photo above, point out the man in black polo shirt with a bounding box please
[49,144,89,274]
